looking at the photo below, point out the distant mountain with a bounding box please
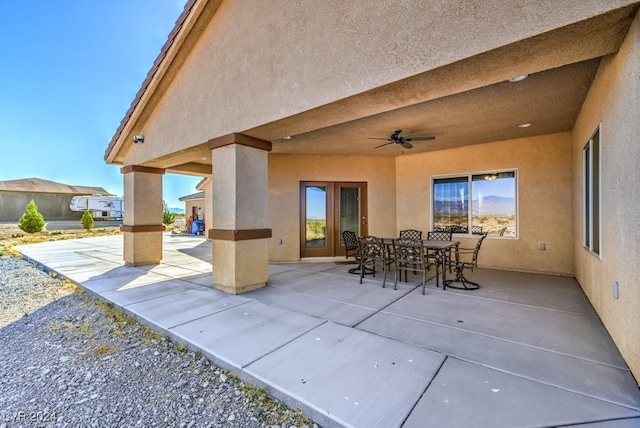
[435,196,515,216]
[168,207,184,214]
[474,195,515,215]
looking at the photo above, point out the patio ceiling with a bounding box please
[142,4,638,175]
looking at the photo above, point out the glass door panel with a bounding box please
[300,182,366,258]
[305,186,327,248]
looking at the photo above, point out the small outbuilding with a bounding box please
[0,177,113,222]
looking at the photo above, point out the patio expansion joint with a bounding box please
[379,310,633,372]
[353,284,421,328]
[164,299,254,331]
[430,285,602,319]
[266,270,324,287]
[238,320,329,369]
[441,354,640,413]
[399,354,449,428]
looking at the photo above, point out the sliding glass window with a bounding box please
[583,126,600,255]
[433,171,516,237]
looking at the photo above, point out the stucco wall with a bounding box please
[396,133,574,275]
[184,199,205,222]
[0,192,82,222]
[572,11,640,384]
[268,154,396,262]
[125,0,635,165]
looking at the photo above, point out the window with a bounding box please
[433,171,516,237]
[583,126,600,255]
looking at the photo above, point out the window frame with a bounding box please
[431,169,518,238]
[583,124,601,257]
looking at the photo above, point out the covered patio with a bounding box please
[102,1,640,386]
[16,234,640,427]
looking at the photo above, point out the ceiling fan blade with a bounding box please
[368,137,392,140]
[397,130,410,139]
[375,141,395,148]
[407,136,436,141]
[401,142,413,149]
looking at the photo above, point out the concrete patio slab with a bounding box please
[381,287,627,367]
[404,358,640,427]
[246,321,446,428]
[246,285,377,327]
[81,270,172,293]
[268,271,412,309]
[359,311,640,410]
[126,287,250,330]
[448,268,599,316]
[13,235,640,427]
[170,300,325,369]
[100,279,201,307]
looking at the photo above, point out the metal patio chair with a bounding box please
[399,229,422,240]
[445,233,487,290]
[427,229,454,273]
[342,230,361,274]
[359,235,389,287]
[393,238,438,294]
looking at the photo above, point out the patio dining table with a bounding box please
[382,238,459,288]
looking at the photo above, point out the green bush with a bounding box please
[81,210,95,230]
[18,200,46,233]
[162,210,176,226]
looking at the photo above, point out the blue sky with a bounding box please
[0,0,200,209]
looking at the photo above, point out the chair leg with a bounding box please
[444,264,480,290]
[382,261,387,288]
[393,265,399,290]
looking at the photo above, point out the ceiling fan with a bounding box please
[369,129,435,149]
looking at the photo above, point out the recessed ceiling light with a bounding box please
[508,74,528,83]
[518,123,532,128]
[282,136,292,140]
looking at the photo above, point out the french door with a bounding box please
[300,182,367,258]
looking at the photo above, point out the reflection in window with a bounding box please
[433,171,516,237]
[305,186,326,247]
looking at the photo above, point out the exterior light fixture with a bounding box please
[508,74,528,83]
[133,135,144,143]
[518,123,532,128]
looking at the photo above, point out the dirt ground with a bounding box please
[0,218,186,251]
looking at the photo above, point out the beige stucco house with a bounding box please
[179,177,207,227]
[104,1,640,384]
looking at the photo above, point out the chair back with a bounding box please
[427,230,452,241]
[359,236,385,259]
[399,229,422,240]
[471,225,484,235]
[342,230,359,252]
[470,233,488,266]
[393,238,425,265]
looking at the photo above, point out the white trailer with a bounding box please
[69,195,124,219]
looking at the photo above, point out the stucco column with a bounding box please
[207,133,271,294]
[120,165,165,266]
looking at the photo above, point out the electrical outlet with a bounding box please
[539,242,546,251]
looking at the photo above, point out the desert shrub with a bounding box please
[81,210,95,230]
[162,209,176,226]
[18,200,46,233]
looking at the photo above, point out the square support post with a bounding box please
[208,133,272,294]
[120,165,165,266]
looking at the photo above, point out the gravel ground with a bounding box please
[0,256,315,427]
